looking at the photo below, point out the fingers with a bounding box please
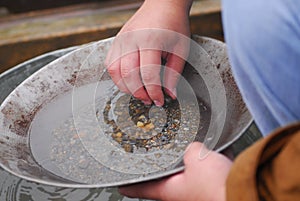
[140,50,164,106]
[106,41,130,93]
[183,142,232,172]
[119,173,186,201]
[106,58,130,93]
[183,142,206,166]
[107,42,186,106]
[120,51,152,104]
[119,180,164,200]
[164,54,186,99]
[106,41,152,104]
[183,142,222,166]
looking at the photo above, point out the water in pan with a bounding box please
[0,53,160,201]
[29,80,205,184]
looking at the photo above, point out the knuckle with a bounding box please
[120,67,132,78]
[168,72,180,82]
[142,72,155,82]
[141,69,159,83]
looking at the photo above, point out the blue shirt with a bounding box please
[222,0,300,135]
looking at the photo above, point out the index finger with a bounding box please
[105,41,130,93]
[140,50,164,106]
[120,51,152,104]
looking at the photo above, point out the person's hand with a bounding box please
[119,142,232,201]
[105,0,193,106]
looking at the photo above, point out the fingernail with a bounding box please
[170,88,177,99]
[166,88,177,99]
[154,100,163,107]
[143,100,152,105]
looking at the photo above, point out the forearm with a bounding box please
[143,0,194,14]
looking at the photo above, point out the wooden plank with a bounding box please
[0,0,222,73]
[2,0,102,13]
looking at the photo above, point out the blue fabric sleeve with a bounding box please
[221,0,300,136]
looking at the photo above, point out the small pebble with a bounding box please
[78,159,89,169]
[122,143,133,152]
[136,121,144,128]
[116,132,123,138]
[102,92,202,153]
[145,122,155,130]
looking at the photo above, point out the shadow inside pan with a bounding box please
[28,62,211,184]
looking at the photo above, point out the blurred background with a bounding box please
[0,0,223,73]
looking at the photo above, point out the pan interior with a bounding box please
[0,36,251,187]
[29,66,209,184]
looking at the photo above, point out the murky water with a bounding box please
[29,79,201,184]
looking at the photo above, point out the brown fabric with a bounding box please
[226,122,300,201]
